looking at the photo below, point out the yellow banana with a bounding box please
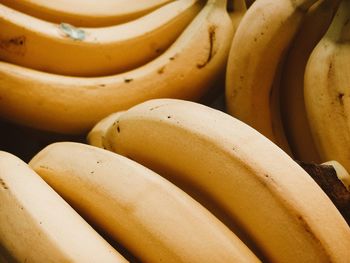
[29,142,260,263]
[304,0,350,171]
[0,0,234,134]
[98,98,350,263]
[225,0,319,154]
[87,111,125,149]
[0,0,202,76]
[199,0,246,109]
[0,151,127,262]
[280,0,340,163]
[0,0,173,27]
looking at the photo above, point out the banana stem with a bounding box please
[298,161,350,226]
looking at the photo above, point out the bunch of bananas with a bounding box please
[225,0,350,170]
[0,0,244,134]
[1,0,350,262]
[86,98,350,262]
[1,98,349,262]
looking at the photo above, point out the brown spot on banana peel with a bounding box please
[327,60,334,81]
[327,59,347,117]
[38,165,52,171]
[0,36,26,56]
[124,78,133,83]
[157,66,165,74]
[296,215,313,234]
[0,178,8,190]
[112,120,121,133]
[197,25,217,69]
[149,103,172,111]
[338,93,345,105]
[294,213,329,256]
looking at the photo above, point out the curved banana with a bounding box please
[0,0,173,27]
[280,0,340,163]
[87,111,125,149]
[29,142,260,263]
[304,0,350,171]
[198,0,246,109]
[225,0,319,154]
[0,151,127,263]
[0,0,202,76]
[99,98,350,263]
[0,0,234,134]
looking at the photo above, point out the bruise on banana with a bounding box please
[111,120,121,133]
[0,178,8,190]
[298,161,350,226]
[337,92,345,107]
[157,66,165,74]
[124,78,133,83]
[197,25,217,69]
[0,36,26,56]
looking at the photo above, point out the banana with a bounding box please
[322,160,350,191]
[87,111,125,149]
[97,98,350,263]
[225,0,320,154]
[0,0,173,27]
[29,142,260,263]
[0,151,127,263]
[0,0,202,76]
[199,0,246,109]
[198,0,246,109]
[0,0,234,134]
[280,0,340,163]
[304,0,350,171]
